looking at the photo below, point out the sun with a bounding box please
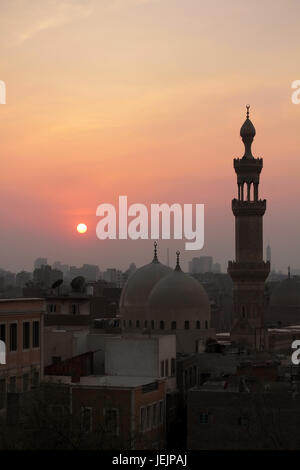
[77,223,87,234]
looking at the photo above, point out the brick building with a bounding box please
[0,298,44,420]
[45,375,166,449]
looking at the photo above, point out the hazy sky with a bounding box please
[1,0,300,273]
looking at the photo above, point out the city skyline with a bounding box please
[1,0,300,273]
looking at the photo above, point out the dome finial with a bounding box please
[152,241,158,263]
[288,265,291,279]
[175,250,181,271]
[246,104,250,119]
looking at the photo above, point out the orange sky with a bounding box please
[1,0,300,273]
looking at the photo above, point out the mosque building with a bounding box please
[120,242,213,354]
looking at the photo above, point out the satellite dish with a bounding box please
[71,276,86,292]
[52,279,63,290]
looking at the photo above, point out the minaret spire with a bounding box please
[175,250,181,272]
[240,104,256,158]
[152,241,158,263]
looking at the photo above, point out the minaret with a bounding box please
[266,242,271,265]
[228,106,270,350]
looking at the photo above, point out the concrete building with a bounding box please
[0,298,44,420]
[187,376,300,449]
[44,374,167,449]
[105,335,177,392]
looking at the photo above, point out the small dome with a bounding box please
[120,243,172,322]
[148,254,210,329]
[240,118,256,139]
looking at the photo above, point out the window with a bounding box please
[0,379,6,410]
[146,405,151,430]
[23,373,29,392]
[184,321,190,330]
[32,370,39,388]
[140,407,146,432]
[239,416,249,427]
[70,304,79,315]
[196,320,200,329]
[104,408,119,435]
[23,322,30,350]
[171,321,176,330]
[151,320,155,329]
[0,324,6,343]
[49,304,56,313]
[129,320,132,328]
[32,321,40,348]
[160,360,165,377]
[9,323,17,352]
[152,403,157,428]
[82,407,93,433]
[144,320,148,328]
[171,358,176,377]
[205,320,208,329]
[123,320,126,327]
[165,359,169,377]
[199,412,209,424]
[8,376,16,393]
[136,320,140,328]
[159,401,164,425]
[160,320,164,330]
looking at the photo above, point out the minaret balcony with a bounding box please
[232,199,266,216]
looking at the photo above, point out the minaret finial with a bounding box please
[175,250,181,271]
[246,104,250,119]
[152,241,158,263]
[240,104,256,158]
[288,266,291,279]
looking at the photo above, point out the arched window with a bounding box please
[171,321,177,330]
[136,320,140,328]
[144,320,148,328]
[196,320,200,329]
[129,320,132,328]
[184,321,190,330]
[205,320,208,329]
[160,320,165,330]
[151,320,155,329]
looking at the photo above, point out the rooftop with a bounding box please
[45,374,163,389]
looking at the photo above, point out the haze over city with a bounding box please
[1,0,300,273]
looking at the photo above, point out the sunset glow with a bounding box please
[77,223,87,234]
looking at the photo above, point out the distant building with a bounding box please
[16,271,31,288]
[34,258,48,269]
[53,261,69,276]
[189,256,213,274]
[69,264,100,282]
[33,265,63,289]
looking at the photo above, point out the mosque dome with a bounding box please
[148,252,211,330]
[120,242,172,324]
